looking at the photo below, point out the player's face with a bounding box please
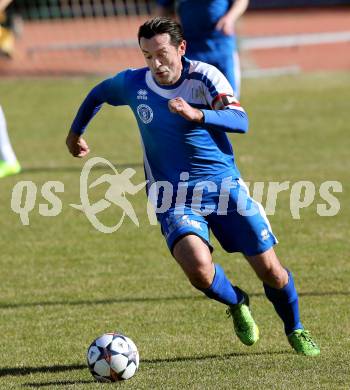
[140,33,186,85]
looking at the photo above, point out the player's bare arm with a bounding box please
[0,0,13,12]
[66,130,90,158]
[216,0,249,36]
[168,97,203,123]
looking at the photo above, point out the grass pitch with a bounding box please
[0,72,349,389]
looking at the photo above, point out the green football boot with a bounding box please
[227,288,259,346]
[0,160,21,178]
[288,329,320,356]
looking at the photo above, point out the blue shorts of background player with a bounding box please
[156,0,245,97]
[160,176,277,255]
[186,37,241,98]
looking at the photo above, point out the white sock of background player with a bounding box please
[0,105,18,163]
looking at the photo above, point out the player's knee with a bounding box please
[187,265,213,290]
[173,235,213,289]
[259,266,287,289]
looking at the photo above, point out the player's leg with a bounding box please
[173,234,242,302]
[245,248,301,334]
[215,50,241,99]
[209,177,319,355]
[232,50,241,99]
[0,105,17,162]
[245,248,320,356]
[161,210,244,305]
[0,105,21,178]
[171,233,259,346]
[160,208,258,345]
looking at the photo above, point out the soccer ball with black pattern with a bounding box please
[87,332,139,382]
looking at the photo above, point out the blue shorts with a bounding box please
[160,178,277,256]
[186,38,240,97]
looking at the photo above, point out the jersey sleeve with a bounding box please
[199,65,248,133]
[70,70,130,135]
[202,65,244,112]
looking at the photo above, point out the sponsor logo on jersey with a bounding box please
[137,89,148,100]
[137,104,153,124]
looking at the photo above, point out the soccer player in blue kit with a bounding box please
[66,17,320,356]
[156,0,249,97]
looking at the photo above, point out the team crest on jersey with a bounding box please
[137,89,148,100]
[137,104,153,124]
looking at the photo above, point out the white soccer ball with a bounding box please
[87,332,139,382]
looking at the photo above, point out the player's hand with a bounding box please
[66,130,90,158]
[168,97,204,123]
[216,14,235,36]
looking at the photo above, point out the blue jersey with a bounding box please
[70,57,276,257]
[157,1,240,94]
[157,0,235,47]
[71,57,248,191]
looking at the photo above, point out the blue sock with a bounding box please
[263,269,303,335]
[199,263,243,306]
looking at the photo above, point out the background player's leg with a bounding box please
[0,106,20,178]
[232,50,241,99]
[0,106,17,163]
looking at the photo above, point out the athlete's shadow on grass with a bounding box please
[1,364,86,378]
[14,351,289,387]
[0,295,205,310]
[22,379,94,388]
[1,291,349,310]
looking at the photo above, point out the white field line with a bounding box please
[27,31,350,55]
[242,65,301,78]
[240,31,350,50]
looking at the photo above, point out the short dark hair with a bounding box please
[138,17,184,47]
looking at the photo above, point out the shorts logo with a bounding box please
[164,215,203,238]
[261,228,270,241]
[137,104,153,124]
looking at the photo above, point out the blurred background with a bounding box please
[0,0,349,77]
